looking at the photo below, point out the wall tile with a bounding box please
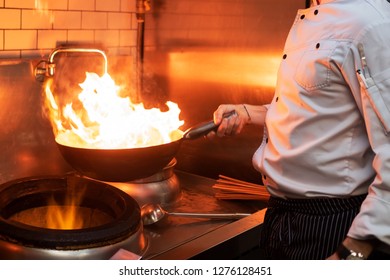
[121,0,136,12]
[69,0,95,11]
[5,0,35,8]
[37,30,67,49]
[22,10,53,29]
[53,11,81,29]
[82,12,108,29]
[108,12,132,29]
[0,30,3,50]
[35,0,67,10]
[96,0,120,12]
[95,30,120,47]
[5,30,37,50]
[68,30,95,43]
[1,0,138,59]
[113,46,133,56]
[131,14,138,29]
[0,9,20,28]
[119,30,137,47]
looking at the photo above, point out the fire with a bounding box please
[44,72,184,149]
[46,204,83,230]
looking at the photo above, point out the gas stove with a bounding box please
[0,168,266,260]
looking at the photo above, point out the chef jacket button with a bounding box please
[300,14,305,20]
[276,96,279,102]
[316,43,320,49]
[314,10,319,15]
[282,54,287,59]
[266,138,268,144]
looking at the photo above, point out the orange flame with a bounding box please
[46,204,83,230]
[44,72,184,149]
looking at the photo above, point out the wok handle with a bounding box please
[183,110,236,140]
[168,212,251,220]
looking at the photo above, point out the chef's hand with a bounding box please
[207,104,251,139]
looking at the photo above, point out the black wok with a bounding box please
[56,112,234,182]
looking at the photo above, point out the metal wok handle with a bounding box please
[183,110,236,140]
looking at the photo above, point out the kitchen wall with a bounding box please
[0,0,139,184]
[0,0,137,59]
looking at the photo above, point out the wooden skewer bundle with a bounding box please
[212,175,270,201]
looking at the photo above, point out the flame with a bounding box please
[44,72,184,149]
[46,204,83,230]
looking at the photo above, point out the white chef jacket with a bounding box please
[253,0,390,245]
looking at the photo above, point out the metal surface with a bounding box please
[149,209,267,260]
[0,61,72,185]
[141,203,250,226]
[0,227,147,260]
[139,170,266,260]
[34,47,108,81]
[0,175,148,260]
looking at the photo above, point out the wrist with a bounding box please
[336,244,366,260]
[337,237,374,260]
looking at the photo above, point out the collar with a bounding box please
[311,0,336,6]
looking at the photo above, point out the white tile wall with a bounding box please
[5,30,37,49]
[121,0,136,12]
[0,0,138,59]
[108,12,132,29]
[35,0,67,10]
[5,0,35,9]
[0,9,20,28]
[82,12,108,29]
[96,0,121,12]
[68,30,95,43]
[69,0,95,11]
[22,10,53,29]
[37,30,67,49]
[119,30,137,47]
[0,30,3,50]
[95,30,120,47]
[53,11,81,29]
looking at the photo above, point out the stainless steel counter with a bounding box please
[141,170,267,260]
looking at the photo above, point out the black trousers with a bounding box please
[258,194,389,260]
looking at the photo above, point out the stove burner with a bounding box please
[0,175,147,259]
[109,159,181,207]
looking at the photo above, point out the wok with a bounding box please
[56,111,235,182]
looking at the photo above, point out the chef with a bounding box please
[208,0,390,259]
